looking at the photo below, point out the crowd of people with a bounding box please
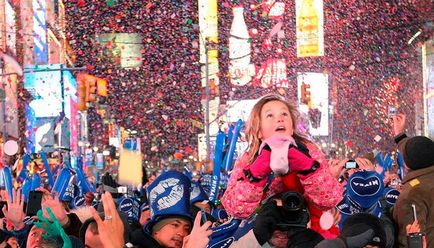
[1,94,433,248]
[54,0,432,164]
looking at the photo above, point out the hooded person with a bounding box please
[79,209,132,247]
[392,135,434,247]
[190,180,229,223]
[189,184,218,226]
[315,212,395,248]
[130,171,193,248]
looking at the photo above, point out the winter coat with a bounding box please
[129,228,164,248]
[221,141,343,233]
[393,165,434,247]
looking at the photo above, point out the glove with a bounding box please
[253,200,283,245]
[102,173,122,198]
[260,136,296,175]
[245,148,272,187]
[34,208,72,248]
[287,146,319,177]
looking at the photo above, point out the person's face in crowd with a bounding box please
[194,201,211,214]
[147,174,156,185]
[153,219,191,248]
[139,209,151,226]
[268,230,289,248]
[259,100,294,140]
[0,189,7,201]
[7,237,19,248]
[85,222,103,248]
[27,225,50,248]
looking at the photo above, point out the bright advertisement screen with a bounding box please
[297,72,329,136]
[296,0,324,57]
[24,64,63,118]
[63,71,78,153]
[6,1,17,54]
[424,40,434,138]
[33,0,48,64]
[95,33,143,68]
[224,99,258,123]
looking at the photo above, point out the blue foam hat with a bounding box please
[383,187,400,208]
[336,196,383,229]
[346,170,384,209]
[144,171,192,234]
[117,196,140,223]
[190,181,210,204]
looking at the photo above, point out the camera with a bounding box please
[408,233,424,248]
[388,106,397,117]
[276,192,310,230]
[345,160,358,169]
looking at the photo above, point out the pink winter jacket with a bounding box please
[221,142,344,219]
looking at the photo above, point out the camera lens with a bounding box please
[282,192,303,211]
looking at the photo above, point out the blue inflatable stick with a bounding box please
[375,152,384,168]
[76,167,93,193]
[209,131,226,204]
[2,167,14,202]
[17,154,31,182]
[222,119,243,171]
[31,174,41,190]
[40,151,54,187]
[383,153,393,171]
[52,168,72,200]
[396,151,405,180]
[22,178,32,202]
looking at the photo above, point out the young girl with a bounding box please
[221,94,343,237]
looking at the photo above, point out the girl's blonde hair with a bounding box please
[245,94,307,163]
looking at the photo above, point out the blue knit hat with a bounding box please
[190,181,209,204]
[144,171,192,234]
[346,171,384,209]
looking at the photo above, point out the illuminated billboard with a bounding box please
[296,0,324,57]
[5,1,17,54]
[95,33,143,68]
[297,72,329,136]
[423,40,434,137]
[224,99,258,123]
[33,0,48,64]
[24,64,78,153]
[63,70,78,154]
[24,64,63,118]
